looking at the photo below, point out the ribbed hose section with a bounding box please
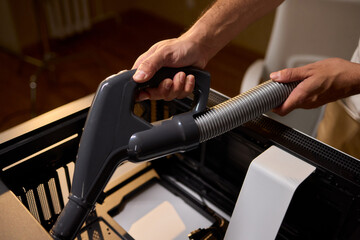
[195,80,299,143]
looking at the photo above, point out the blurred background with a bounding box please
[0,0,275,133]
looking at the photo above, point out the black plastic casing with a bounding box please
[127,112,200,162]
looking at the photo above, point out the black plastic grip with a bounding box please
[136,67,211,114]
[126,67,211,163]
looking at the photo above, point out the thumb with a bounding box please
[270,67,308,83]
[133,51,166,83]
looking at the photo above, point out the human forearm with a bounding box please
[181,0,284,64]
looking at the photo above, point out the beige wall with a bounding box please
[1,0,274,55]
[132,0,275,55]
[232,12,275,55]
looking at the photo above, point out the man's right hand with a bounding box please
[132,37,208,101]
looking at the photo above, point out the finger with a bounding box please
[132,52,149,70]
[270,66,309,83]
[133,49,167,83]
[136,90,150,102]
[132,43,160,70]
[272,100,296,116]
[272,103,294,116]
[177,74,195,99]
[145,78,173,101]
[166,72,186,100]
[272,87,305,116]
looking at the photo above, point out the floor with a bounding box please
[0,9,261,133]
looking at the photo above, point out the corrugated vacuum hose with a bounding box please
[195,80,300,142]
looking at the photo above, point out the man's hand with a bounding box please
[132,38,208,101]
[270,58,360,115]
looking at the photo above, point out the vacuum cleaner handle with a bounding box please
[139,67,211,114]
[50,67,211,240]
[72,67,210,199]
[126,67,212,163]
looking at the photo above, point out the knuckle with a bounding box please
[139,59,156,71]
[284,69,293,80]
